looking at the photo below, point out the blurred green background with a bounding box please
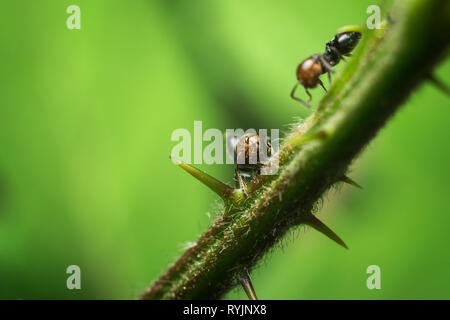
[0,0,449,299]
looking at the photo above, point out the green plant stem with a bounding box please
[141,0,449,300]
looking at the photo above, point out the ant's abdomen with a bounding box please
[296,56,323,88]
[336,31,361,55]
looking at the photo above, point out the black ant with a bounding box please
[291,31,361,108]
[233,133,271,198]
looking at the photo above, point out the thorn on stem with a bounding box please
[240,270,258,300]
[304,214,348,249]
[169,156,235,201]
[427,74,450,97]
[340,175,363,189]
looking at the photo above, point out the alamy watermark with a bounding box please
[66,5,81,30]
[366,265,381,290]
[66,265,81,290]
[366,5,382,29]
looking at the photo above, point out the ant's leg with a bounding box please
[305,88,313,102]
[318,79,327,93]
[235,166,248,198]
[318,55,334,84]
[318,55,335,74]
[290,82,311,108]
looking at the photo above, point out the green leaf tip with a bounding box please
[337,24,365,33]
[340,175,363,189]
[304,214,348,250]
[337,19,389,35]
[170,156,236,201]
[240,271,258,300]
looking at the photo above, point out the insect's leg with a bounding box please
[318,55,334,84]
[233,166,240,189]
[318,55,335,74]
[235,166,248,198]
[305,88,313,103]
[290,82,311,108]
[318,79,327,93]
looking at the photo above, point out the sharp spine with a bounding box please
[170,156,235,201]
[304,214,348,249]
[427,74,450,97]
[240,270,258,300]
[340,175,363,189]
